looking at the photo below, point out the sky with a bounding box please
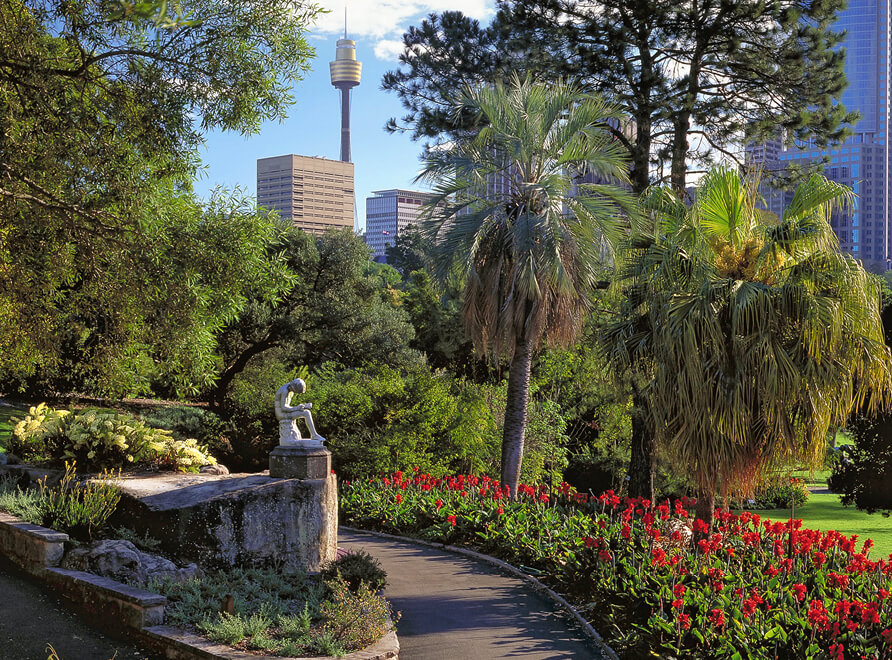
[192,1,496,232]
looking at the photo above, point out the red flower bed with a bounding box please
[341,470,892,658]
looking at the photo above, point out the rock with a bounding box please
[199,463,229,475]
[0,453,21,466]
[62,540,201,585]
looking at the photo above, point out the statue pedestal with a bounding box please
[269,444,331,480]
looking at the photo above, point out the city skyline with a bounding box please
[191,1,495,233]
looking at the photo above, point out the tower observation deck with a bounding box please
[329,29,362,163]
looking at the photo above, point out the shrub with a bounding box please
[8,403,70,460]
[10,404,216,471]
[223,356,302,471]
[322,550,387,592]
[752,476,810,509]
[342,471,892,658]
[829,413,892,513]
[321,577,395,650]
[38,462,121,540]
[139,406,228,456]
[0,474,44,524]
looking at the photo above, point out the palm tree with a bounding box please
[603,167,892,524]
[418,76,637,497]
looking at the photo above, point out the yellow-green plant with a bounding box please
[38,461,121,540]
[10,403,70,459]
[10,403,216,471]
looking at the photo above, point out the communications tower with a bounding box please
[329,17,362,163]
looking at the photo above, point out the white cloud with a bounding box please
[312,1,495,60]
[373,39,405,62]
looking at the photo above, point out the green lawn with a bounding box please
[0,405,23,452]
[753,492,892,559]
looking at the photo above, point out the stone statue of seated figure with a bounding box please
[274,378,325,446]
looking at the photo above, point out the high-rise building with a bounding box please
[257,154,354,235]
[329,27,362,163]
[751,0,891,269]
[365,189,436,261]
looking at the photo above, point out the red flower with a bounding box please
[881,628,892,645]
[708,608,725,628]
[496,507,504,515]
[672,599,683,610]
[435,498,443,510]
[677,613,691,629]
[446,514,457,527]
[792,583,807,602]
[673,584,686,599]
[583,536,597,549]
[395,494,403,504]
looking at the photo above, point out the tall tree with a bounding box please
[603,168,892,524]
[419,76,636,497]
[383,0,855,498]
[0,0,319,389]
[384,1,854,193]
[211,229,420,411]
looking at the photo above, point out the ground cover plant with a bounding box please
[145,566,394,657]
[342,470,892,658]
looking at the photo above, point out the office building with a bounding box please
[750,0,890,269]
[365,189,436,261]
[257,155,355,234]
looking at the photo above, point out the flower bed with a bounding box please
[341,470,892,658]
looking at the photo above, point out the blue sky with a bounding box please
[192,1,495,232]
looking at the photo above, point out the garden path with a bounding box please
[0,554,160,660]
[339,528,606,660]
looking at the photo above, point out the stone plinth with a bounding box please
[270,444,331,480]
[110,471,338,573]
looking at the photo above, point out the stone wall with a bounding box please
[111,472,338,572]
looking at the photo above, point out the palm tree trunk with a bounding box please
[695,489,715,528]
[627,406,655,501]
[502,338,534,499]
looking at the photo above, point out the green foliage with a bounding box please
[745,477,810,510]
[829,412,892,514]
[321,550,387,593]
[112,526,162,552]
[321,577,395,651]
[10,404,216,471]
[211,228,421,410]
[222,357,303,470]
[303,363,477,479]
[0,475,44,524]
[603,168,892,520]
[1,0,318,395]
[38,462,121,541]
[150,567,389,655]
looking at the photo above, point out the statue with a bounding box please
[275,378,325,446]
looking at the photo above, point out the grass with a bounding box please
[0,404,24,453]
[752,492,892,559]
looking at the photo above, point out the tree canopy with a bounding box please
[383,0,854,193]
[0,0,319,391]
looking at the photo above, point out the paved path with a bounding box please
[0,555,160,660]
[339,529,605,660]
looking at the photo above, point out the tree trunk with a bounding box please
[209,338,277,411]
[627,402,655,501]
[501,339,534,499]
[695,489,715,528]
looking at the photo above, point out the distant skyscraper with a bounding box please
[257,154,354,234]
[365,189,437,261]
[751,0,890,269]
[329,21,362,163]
